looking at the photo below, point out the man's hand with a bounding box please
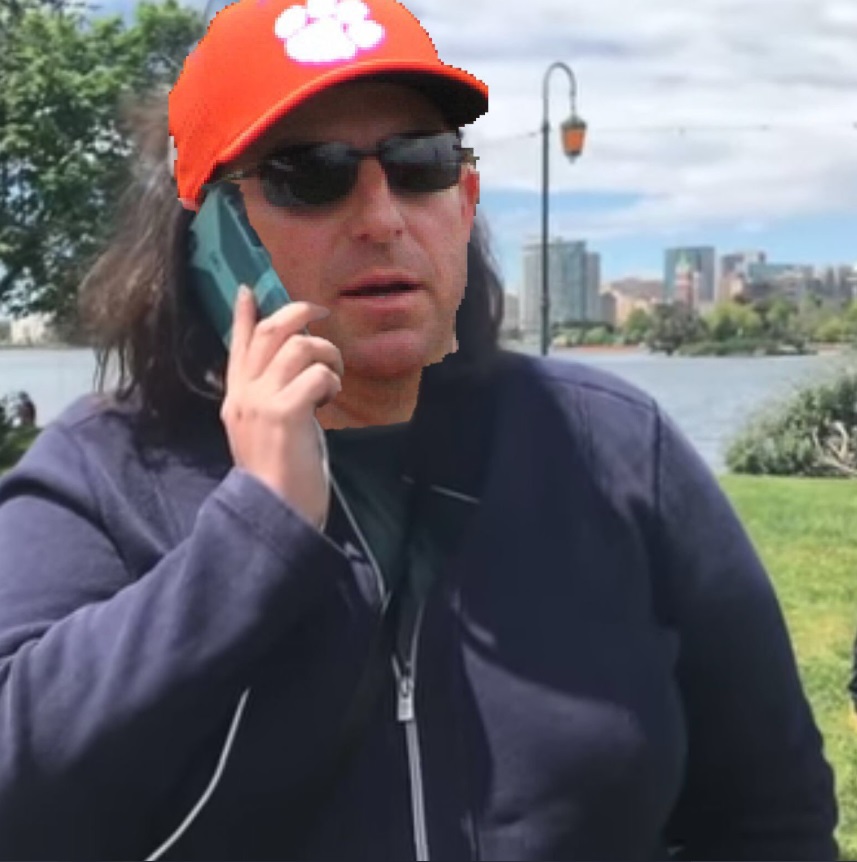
[221,286,343,528]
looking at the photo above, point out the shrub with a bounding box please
[725,367,857,477]
[814,317,850,344]
[0,404,10,452]
[0,394,40,472]
[678,338,800,357]
[583,326,613,346]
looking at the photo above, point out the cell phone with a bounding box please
[187,181,291,347]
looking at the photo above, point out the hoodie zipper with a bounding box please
[396,601,429,861]
[330,477,431,860]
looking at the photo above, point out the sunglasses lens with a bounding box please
[384,133,463,193]
[257,133,466,208]
[260,143,356,207]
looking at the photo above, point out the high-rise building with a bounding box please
[522,239,593,335]
[585,252,602,321]
[664,247,716,304]
[746,262,814,303]
[599,291,617,326]
[823,265,857,305]
[520,246,542,337]
[841,265,857,303]
[500,291,520,336]
[721,250,766,279]
[719,251,766,301]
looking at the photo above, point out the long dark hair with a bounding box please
[78,89,505,435]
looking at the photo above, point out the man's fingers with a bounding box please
[267,335,344,388]
[243,301,331,380]
[226,285,256,388]
[279,363,342,414]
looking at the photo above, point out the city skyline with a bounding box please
[505,236,856,297]
[503,236,855,333]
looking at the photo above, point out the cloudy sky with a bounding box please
[102,0,857,290]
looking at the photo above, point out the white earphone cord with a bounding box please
[316,417,331,532]
[145,687,251,860]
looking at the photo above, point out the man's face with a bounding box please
[225,81,480,380]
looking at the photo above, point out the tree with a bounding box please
[845,301,857,343]
[0,0,203,327]
[622,308,652,345]
[814,317,848,344]
[765,297,798,338]
[582,326,611,346]
[704,302,763,342]
[647,303,705,355]
[706,303,739,341]
[733,303,763,338]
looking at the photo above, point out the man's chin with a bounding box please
[346,331,450,378]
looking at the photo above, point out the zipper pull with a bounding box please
[397,673,415,722]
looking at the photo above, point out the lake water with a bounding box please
[0,347,852,473]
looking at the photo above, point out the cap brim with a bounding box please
[356,69,488,128]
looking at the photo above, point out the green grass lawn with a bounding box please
[721,475,857,859]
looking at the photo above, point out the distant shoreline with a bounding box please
[508,342,854,358]
[557,344,647,354]
[0,342,86,351]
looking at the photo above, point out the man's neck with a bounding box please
[316,372,421,430]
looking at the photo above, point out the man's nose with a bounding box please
[344,157,406,244]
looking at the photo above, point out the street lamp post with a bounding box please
[541,62,587,356]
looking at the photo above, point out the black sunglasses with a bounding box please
[217,131,475,209]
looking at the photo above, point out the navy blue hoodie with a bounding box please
[0,351,837,860]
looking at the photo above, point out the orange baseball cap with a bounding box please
[169,0,488,212]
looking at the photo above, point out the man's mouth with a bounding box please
[340,272,423,299]
[341,282,420,298]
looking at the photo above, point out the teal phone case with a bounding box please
[187,181,291,347]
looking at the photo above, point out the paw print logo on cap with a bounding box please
[274,0,385,64]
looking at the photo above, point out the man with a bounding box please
[0,0,838,859]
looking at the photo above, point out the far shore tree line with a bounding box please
[545,295,857,356]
